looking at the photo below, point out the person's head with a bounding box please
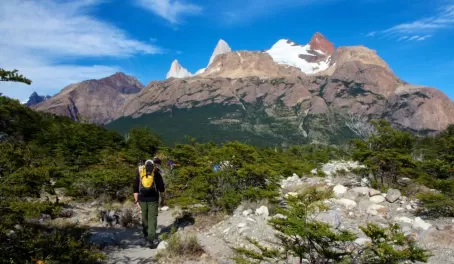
[144,159,154,175]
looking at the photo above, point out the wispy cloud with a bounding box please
[0,0,159,101]
[367,4,454,41]
[366,31,377,37]
[136,0,202,24]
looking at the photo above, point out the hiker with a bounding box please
[133,158,166,248]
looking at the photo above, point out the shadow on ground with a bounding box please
[90,210,196,264]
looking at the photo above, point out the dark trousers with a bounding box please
[139,201,158,241]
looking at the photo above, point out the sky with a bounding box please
[1,0,453,102]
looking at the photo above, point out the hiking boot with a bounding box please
[145,240,153,248]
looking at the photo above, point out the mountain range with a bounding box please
[31,33,454,146]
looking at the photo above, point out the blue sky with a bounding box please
[1,0,453,101]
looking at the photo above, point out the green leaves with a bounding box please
[0,68,32,85]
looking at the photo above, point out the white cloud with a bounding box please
[136,0,202,24]
[417,35,432,41]
[408,35,421,41]
[368,4,454,41]
[366,31,377,37]
[0,0,159,101]
[397,36,409,41]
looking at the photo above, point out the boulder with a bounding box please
[350,187,370,196]
[335,199,357,209]
[160,206,170,211]
[369,189,381,197]
[369,195,385,204]
[242,209,252,217]
[420,225,454,249]
[394,216,414,225]
[157,241,168,250]
[316,210,341,229]
[355,237,372,245]
[367,204,387,217]
[412,217,432,231]
[255,206,269,218]
[385,189,401,203]
[333,184,348,197]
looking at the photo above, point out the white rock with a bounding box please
[239,227,250,235]
[273,214,287,219]
[412,217,432,231]
[394,217,414,225]
[237,223,247,228]
[367,204,386,216]
[355,237,372,245]
[311,168,317,175]
[335,199,357,210]
[369,189,381,197]
[333,184,348,197]
[246,217,256,223]
[208,39,231,66]
[255,206,269,218]
[223,227,231,234]
[406,205,413,210]
[396,207,405,212]
[166,60,192,79]
[292,173,299,178]
[157,241,168,250]
[160,206,170,211]
[351,187,370,195]
[242,209,252,217]
[369,195,386,204]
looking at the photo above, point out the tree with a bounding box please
[0,68,32,85]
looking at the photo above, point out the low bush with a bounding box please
[156,232,204,261]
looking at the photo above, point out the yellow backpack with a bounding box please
[139,165,157,192]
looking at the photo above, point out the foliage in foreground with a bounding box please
[234,187,430,264]
[351,120,454,216]
[156,232,204,261]
[0,68,32,85]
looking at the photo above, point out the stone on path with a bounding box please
[394,216,414,225]
[369,195,385,204]
[255,206,269,218]
[386,189,401,203]
[333,184,348,197]
[157,241,168,250]
[412,217,432,231]
[242,209,252,217]
[335,199,357,210]
[420,225,454,249]
[367,204,387,217]
[350,187,370,195]
[369,189,381,197]
[160,206,170,211]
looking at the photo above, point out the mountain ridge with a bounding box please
[32,32,454,145]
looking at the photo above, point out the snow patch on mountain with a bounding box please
[266,39,331,75]
[195,68,206,75]
[166,60,192,79]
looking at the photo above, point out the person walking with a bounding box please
[133,158,166,248]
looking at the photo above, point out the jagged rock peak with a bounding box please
[26,91,50,106]
[208,39,232,66]
[309,32,335,55]
[166,59,193,79]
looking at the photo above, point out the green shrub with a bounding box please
[156,232,204,261]
[416,192,454,217]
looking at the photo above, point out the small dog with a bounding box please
[100,210,120,227]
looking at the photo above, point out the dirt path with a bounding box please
[99,210,176,264]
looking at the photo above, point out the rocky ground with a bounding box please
[33,160,454,263]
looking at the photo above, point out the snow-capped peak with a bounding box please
[208,39,231,66]
[266,37,332,75]
[166,59,193,79]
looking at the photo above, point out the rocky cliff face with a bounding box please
[34,32,454,145]
[33,72,144,124]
